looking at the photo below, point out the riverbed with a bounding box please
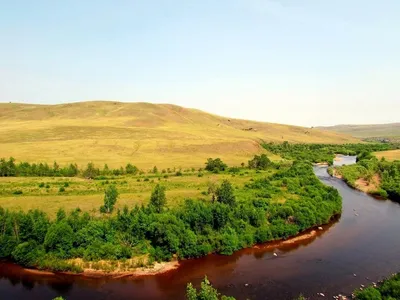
[1,156,400,299]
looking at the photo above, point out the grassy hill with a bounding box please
[0,101,358,169]
[319,123,400,141]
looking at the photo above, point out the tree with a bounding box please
[205,158,227,173]
[153,166,158,174]
[100,185,119,214]
[83,162,99,179]
[56,208,66,222]
[207,181,218,203]
[248,154,271,169]
[53,161,60,175]
[126,163,138,175]
[186,276,235,300]
[149,184,166,213]
[216,180,236,206]
[44,221,74,256]
[103,164,110,175]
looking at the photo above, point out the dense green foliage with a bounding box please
[186,277,235,300]
[262,142,395,165]
[0,160,341,271]
[205,158,228,173]
[248,154,272,169]
[354,273,400,300]
[0,158,139,178]
[336,156,400,202]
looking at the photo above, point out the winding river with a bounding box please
[1,156,400,300]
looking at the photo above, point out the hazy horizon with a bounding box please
[1,0,399,127]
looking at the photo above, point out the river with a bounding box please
[1,156,400,299]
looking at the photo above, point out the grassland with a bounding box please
[0,101,357,170]
[0,169,289,218]
[374,149,400,161]
[319,123,400,140]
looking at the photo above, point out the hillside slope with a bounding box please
[0,101,358,168]
[319,123,400,140]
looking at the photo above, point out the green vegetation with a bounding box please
[187,277,235,300]
[354,273,400,300]
[334,155,400,202]
[248,153,272,169]
[100,185,119,214]
[0,156,341,272]
[0,157,140,178]
[205,158,228,173]
[262,142,395,165]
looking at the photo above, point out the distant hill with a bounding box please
[0,101,358,169]
[319,123,400,142]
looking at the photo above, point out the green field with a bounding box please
[0,101,357,170]
[0,169,287,218]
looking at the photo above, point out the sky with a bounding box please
[1,0,399,127]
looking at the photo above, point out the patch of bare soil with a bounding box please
[331,169,343,179]
[81,261,180,278]
[355,174,381,193]
[281,230,317,244]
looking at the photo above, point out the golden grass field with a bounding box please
[0,101,358,170]
[374,149,400,161]
[0,169,295,218]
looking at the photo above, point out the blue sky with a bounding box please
[1,0,399,126]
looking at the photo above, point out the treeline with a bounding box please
[334,153,400,202]
[0,161,341,272]
[262,142,397,165]
[0,158,140,178]
[0,154,273,178]
[354,273,400,299]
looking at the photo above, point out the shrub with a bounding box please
[216,180,236,206]
[44,222,74,257]
[13,190,23,195]
[354,286,382,300]
[205,158,227,172]
[149,184,166,213]
[58,187,65,193]
[176,171,183,176]
[38,182,45,188]
[187,276,236,300]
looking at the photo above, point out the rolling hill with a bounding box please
[319,123,400,140]
[0,101,358,169]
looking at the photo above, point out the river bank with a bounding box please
[3,221,335,279]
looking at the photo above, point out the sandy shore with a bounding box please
[314,162,329,166]
[281,230,317,244]
[17,260,180,279]
[80,261,180,278]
